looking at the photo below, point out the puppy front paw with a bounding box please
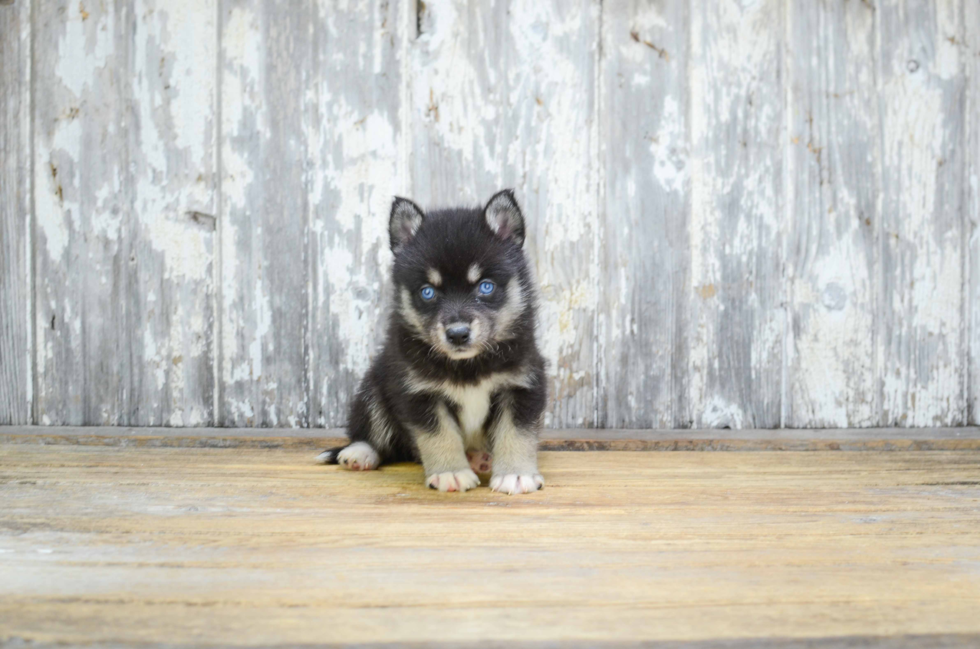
[335,442,380,471]
[426,469,480,493]
[489,473,543,495]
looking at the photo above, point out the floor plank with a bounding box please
[1,444,979,647]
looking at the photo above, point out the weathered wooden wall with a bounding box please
[0,0,977,429]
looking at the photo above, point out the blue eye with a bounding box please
[478,280,495,295]
[420,285,435,301]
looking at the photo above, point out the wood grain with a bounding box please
[1,444,979,646]
[307,0,407,427]
[218,0,312,426]
[0,0,31,424]
[32,0,216,425]
[967,1,980,424]
[411,0,599,426]
[8,0,980,430]
[598,0,690,428]
[687,0,785,428]
[784,0,878,427]
[877,0,968,427]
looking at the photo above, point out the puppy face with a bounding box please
[390,191,530,360]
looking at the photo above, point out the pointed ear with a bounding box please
[389,197,425,253]
[483,189,526,246]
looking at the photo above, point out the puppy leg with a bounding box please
[488,399,543,495]
[413,403,480,493]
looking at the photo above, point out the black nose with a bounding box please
[446,325,471,346]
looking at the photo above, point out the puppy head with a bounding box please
[390,190,531,360]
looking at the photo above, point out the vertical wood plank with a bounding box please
[34,0,216,425]
[0,0,32,424]
[34,0,134,424]
[219,0,312,426]
[130,0,217,425]
[411,0,599,427]
[597,0,690,428]
[966,0,979,424]
[307,0,406,427]
[877,0,968,426]
[687,0,785,428]
[784,0,878,427]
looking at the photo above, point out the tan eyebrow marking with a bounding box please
[427,268,442,287]
[467,263,482,284]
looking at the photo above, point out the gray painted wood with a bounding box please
[33,0,135,425]
[412,0,599,427]
[686,0,785,428]
[967,0,979,425]
[0,0,31,424]
[33,0,216,426]
[784,0,878,427]
[218,0,314,426]
[10,0,980,429]
[877,0,968,427]
[307,0,407,427]
[598,0,690,428]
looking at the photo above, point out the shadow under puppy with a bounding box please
[317,190,547,495]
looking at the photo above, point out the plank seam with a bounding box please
[872,0,883,427]
[961,0,972,425]
[213,0,223,427]
[779,0,791,429]
[28,0,36,425]
[592,0,603,429]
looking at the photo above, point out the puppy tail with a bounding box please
[315,445,345,465]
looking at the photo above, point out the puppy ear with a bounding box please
[483,189,526,246]
[389,197,425,253]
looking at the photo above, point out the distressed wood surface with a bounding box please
[4,0,980,429]
[307,0,407,427]
[130,0,217,426]
[785,0,878,427]
[877,0,968,427]
[32,0,216,426]
[33,0,135,425]
[688,0,785,428]
[412,0,599,426]
[0,0,31,424]
[598,0,690,429]
[218,0,312,426]
[966,1,980,424]
[2,444,980,646]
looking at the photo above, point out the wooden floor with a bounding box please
[2,434,980,647]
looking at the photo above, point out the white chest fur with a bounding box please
[407,370,532,450]
[446,382,493,443]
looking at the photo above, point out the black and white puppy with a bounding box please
[317,190,547,495]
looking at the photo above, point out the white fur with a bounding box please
[487,403,542,495]
[467,263,482,284]
[490,473,543,495]
[427,268,442,286]
[335,442,380,471]
[426,469,480,493]
[413,403,473,477]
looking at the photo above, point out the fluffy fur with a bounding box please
[317,190,547,495]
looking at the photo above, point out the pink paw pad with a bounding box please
[466,450,492,474]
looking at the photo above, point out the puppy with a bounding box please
[317,190,547,495]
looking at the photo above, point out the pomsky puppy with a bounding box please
[317,190,547,495]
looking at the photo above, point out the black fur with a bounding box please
[319,190,547,479]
